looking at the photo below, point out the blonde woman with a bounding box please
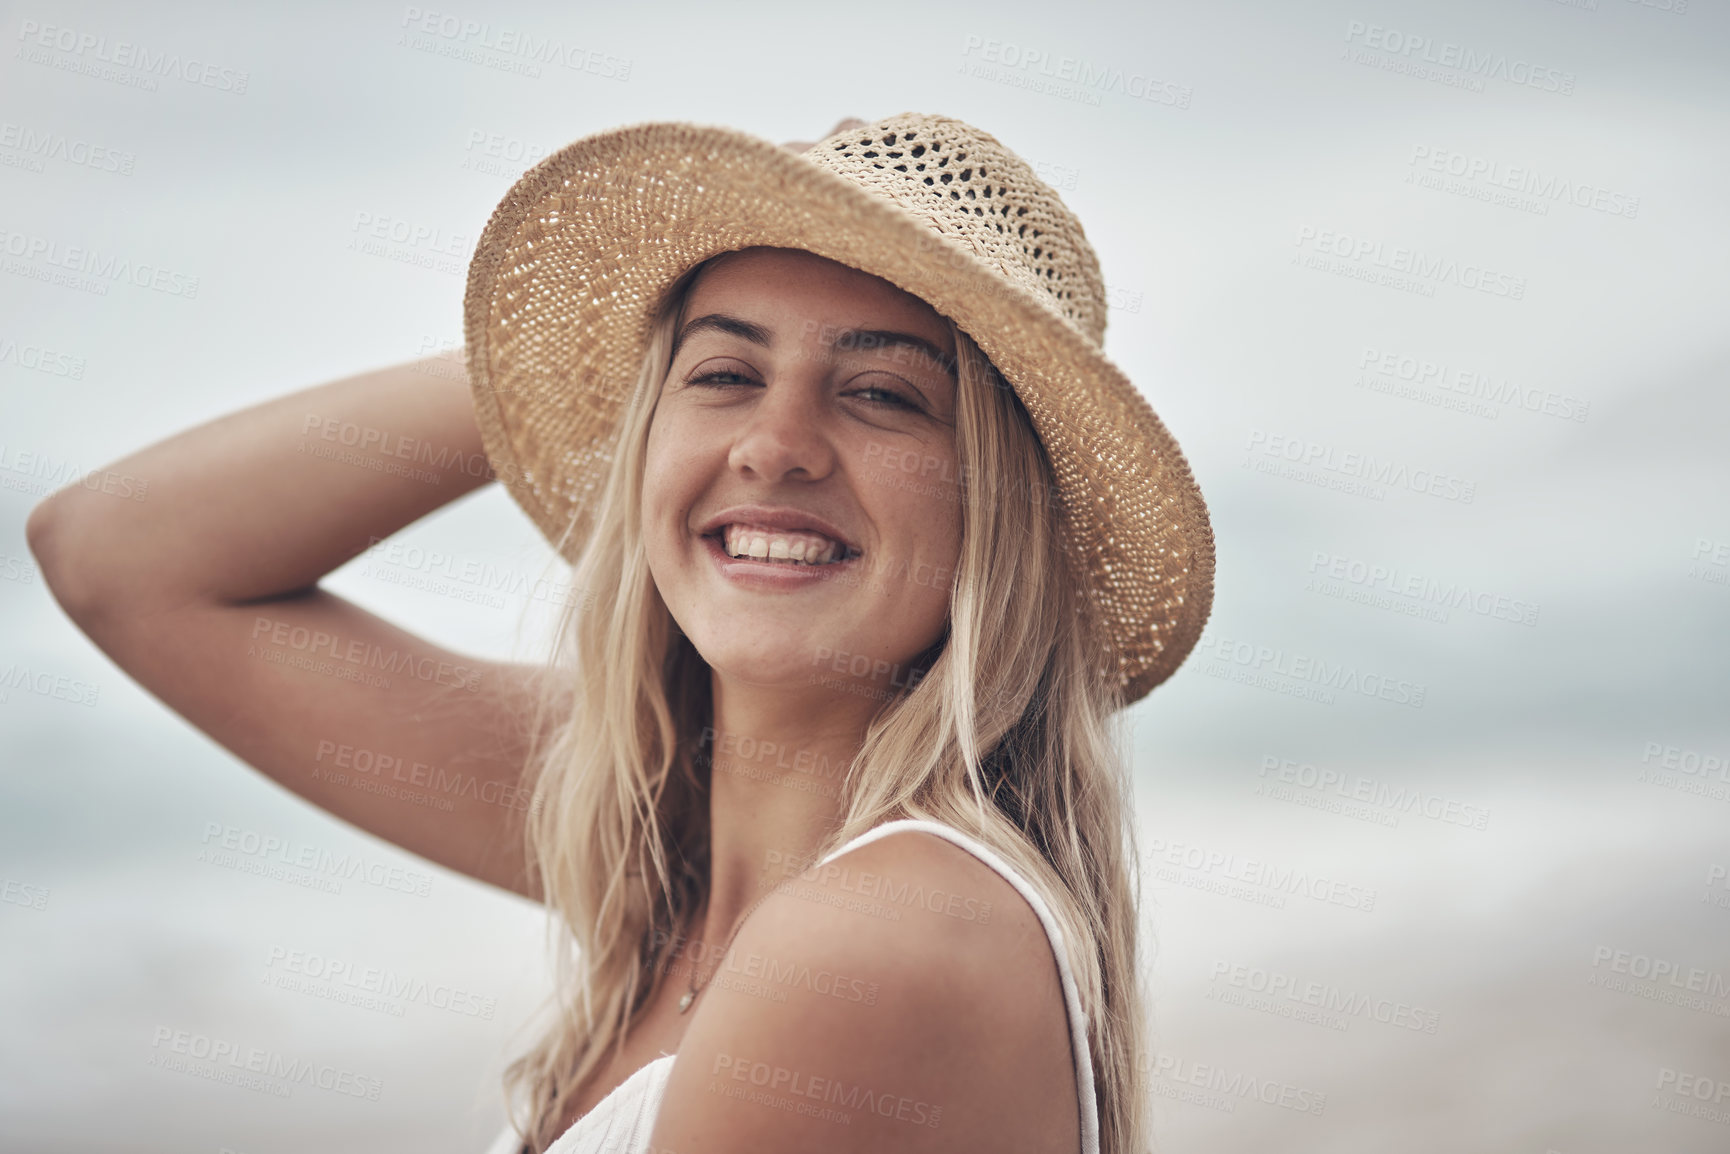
[28,113,1214,1154]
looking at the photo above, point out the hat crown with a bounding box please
[804,114,1108,346]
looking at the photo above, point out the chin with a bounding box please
[694,642,827,693]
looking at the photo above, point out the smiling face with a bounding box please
[642,247,964,701]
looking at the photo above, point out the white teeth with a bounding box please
[719,524,847,565]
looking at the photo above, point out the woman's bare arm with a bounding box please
[26,357,554,901]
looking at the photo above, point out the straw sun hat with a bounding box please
[461,111,1214,705]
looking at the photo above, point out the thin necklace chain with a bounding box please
[678,886,778,1013]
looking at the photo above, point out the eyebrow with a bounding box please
[833,329,957,377]
[672,313,956,377]
[673,313,772,357]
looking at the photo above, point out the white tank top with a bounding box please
[481,818,1101,1154]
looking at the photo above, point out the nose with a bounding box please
[727,372,837,483]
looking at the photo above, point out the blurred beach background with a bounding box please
[2,0,1727,1150]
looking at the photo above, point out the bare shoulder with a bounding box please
[649,828,1083,1154]
[780,827,1057,980]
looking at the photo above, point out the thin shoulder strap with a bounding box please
[817,818,1101,1154]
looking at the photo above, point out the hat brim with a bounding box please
[462,120,1214,704]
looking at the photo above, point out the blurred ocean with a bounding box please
[2,1,1726,1150]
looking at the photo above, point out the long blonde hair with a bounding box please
[501,255,1150,1154]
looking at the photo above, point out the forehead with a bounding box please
[681,248,955,355]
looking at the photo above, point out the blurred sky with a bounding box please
[3,1,1728,1151]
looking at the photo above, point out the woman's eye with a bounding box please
[850,385,918,410]
[690,370,757,387]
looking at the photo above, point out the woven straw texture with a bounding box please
[462,112,1214,704]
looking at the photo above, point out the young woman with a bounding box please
[28,113,1214,1154]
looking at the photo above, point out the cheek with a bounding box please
[920,502,963,574]
[641,415,693,556]
[932,507,965,599]
[882,459,964,599]
[640,427,667,531]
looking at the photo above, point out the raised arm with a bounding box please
[26,356,556,900]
